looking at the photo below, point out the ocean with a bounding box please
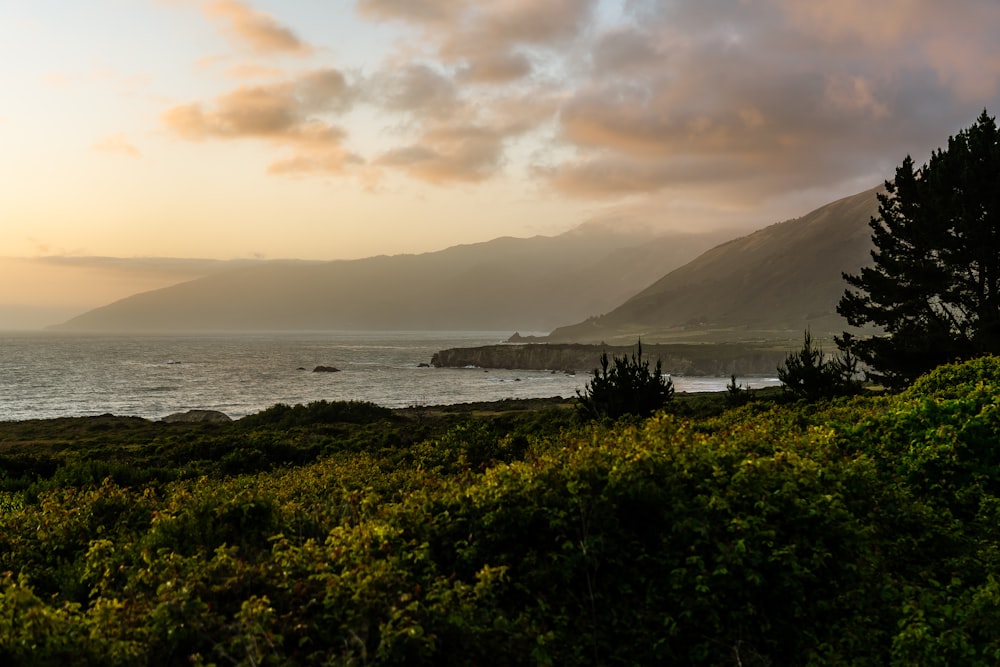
[0,331,780,422]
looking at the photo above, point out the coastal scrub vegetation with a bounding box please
[2,358,1000,663]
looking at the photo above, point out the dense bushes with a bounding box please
[1,361,1000,663]
[238,399,394,429]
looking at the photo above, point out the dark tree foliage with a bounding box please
[778,329,861,401]
[238,399,393,428]
[838,110,1000,388]
[725,374,754,407]
[576,340,674,420]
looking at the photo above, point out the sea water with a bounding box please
[0,331,779,421]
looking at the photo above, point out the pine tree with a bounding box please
[778,329,860,401]
[838,110,1000,388]
[576,340,674,420]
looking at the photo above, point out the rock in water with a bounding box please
[313,365,340,373]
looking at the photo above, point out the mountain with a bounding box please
[546,186,882,344]
[49,224,735,333]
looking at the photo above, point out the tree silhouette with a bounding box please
[778,330,861,401]
[576,341,674,420]
[838,110,1000,388]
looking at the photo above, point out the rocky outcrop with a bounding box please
[430,343,790,376]
[313,366,340,373]
[162,409,232,423]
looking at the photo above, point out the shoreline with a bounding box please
[431,341,791,375]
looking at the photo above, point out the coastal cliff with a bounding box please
[431,343,790,376]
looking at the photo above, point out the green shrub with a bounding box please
[239,400,393,429]
[903,355,1000,400]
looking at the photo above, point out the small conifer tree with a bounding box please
[577,340,674,420]
[778,329,861,401]
[726,374,754,407]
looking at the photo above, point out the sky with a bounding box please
[2,0,1000,326]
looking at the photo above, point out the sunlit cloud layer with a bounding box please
[159,0,1000,203]
[162,68,362,174]
[203,0,312,55]
[3,0,999,269]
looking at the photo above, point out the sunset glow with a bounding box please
[2,1,1000,326]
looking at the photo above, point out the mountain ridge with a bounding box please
[545,185,883,344]
[49,224,734,333]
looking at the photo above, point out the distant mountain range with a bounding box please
[51,186,884,340]
[49,223,734,333]
[546,186,882,344]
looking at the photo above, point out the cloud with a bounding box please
[457,52,532,84]
[538,0,1000,201]
[92,133,142,157]
[366,75,559,184]
[356,0,455,24]
[203,0,312,55]
[358,0,598,83]
[824,75,890,120]
[168,0,1000,212]
[163,69,360,173]
[767,0,1000,101]
[375,125,508,183]
[372,64,457,117]
[590,26,662,76]
[163,69,353,139]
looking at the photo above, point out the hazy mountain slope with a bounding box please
[546,186,882,344]
[50,225,734,332]
[1,256,271,330]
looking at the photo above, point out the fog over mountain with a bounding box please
[546,186,882,344]
[50,223,735,333]
[0,256,277,330]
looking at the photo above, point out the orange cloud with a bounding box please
[356,0,457,24]
[164,69,352,138]
[169,0,1000,207]
[203,0,312,55]
[375,125,507,183]
[92,133,142,157]
[163,69,359,173]
[164,85,298,138]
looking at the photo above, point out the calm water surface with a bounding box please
[0,331,779,421]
